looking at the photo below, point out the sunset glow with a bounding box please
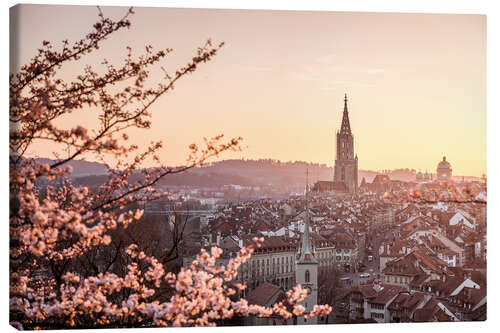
[14,5,486,176]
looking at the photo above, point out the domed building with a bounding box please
[436,156,452,181]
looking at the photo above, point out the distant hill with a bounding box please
[35,158,109,177]
[36,157,477,189]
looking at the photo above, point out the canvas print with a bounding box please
[9,4,486,329]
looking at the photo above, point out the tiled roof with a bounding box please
[410,273,429,286]
[388,292,427,313]
[383,256,424,277]
[410,249,447,275]
[246,282,283,306]
[422,275,470,296]
[357,282,407,305]
[470,303,486,321]
[454,286,486,306]
[412,297,454,322]
[251,236,297,254]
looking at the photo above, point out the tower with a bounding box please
[436,156,452,181]
[334,94,358,194]
[295,170,318,325]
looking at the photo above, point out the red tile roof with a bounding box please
[356,282,407,305]
[246,282,283,306]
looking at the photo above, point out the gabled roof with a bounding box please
[426,232,462,254]
[449,212,474,229]
[422,276,478,297]
[246,282,283,306]
[413,298,456,322]
[453,286,486,306]
[409,248,448,275]
[387,291,428,314]
[254,220,273,231]
[383,256,424,277]
[355,282,406,305]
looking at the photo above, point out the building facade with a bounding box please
[334,94,358,194]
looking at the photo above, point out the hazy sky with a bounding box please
[13,5,486,176]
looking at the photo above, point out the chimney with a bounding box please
[217,232,221,246]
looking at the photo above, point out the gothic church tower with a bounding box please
[295,170,318,325]
[334,94,358,194]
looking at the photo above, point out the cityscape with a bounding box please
[9,4,486,330]
[149,94,487,325]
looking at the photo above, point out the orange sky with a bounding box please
[13,5,486,177]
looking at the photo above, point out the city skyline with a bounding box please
[9,3,489,329]
[13,5,486,177]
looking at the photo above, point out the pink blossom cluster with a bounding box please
[8,7,331,329]
[11,239,331,328]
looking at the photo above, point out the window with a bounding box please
[371,312,384,319]
[370,303,384,310]
[305,270,310,283]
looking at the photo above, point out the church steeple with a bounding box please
[340,93,352,135]
[334,94,358,194]
[297,169,317,264]
[295,168,319,325]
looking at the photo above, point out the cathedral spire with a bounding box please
[297,169,317,264]
[340,93,352,135]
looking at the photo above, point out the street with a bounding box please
[338,224,393,287]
